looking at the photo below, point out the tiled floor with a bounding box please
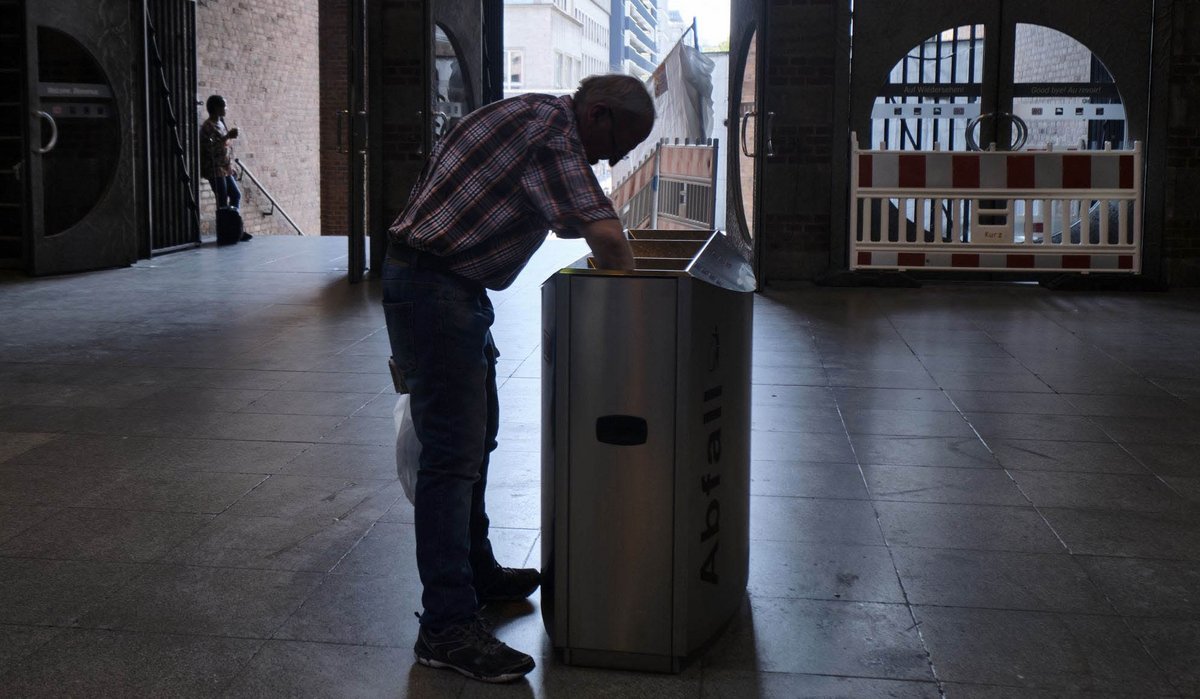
[2,236,1200,697]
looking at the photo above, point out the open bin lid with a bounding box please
[564,229,756,293]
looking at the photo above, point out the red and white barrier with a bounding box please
[849,133,1143,274]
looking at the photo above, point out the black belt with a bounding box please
[387,241,482,290]
[387,241,452,272]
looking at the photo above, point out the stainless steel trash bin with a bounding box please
[541,229,755,673]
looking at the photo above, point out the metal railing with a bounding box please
[849,132,1143,274]
[610,137,719,231]
[234,158,306,236]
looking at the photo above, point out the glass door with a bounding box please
[850,0,1152,254]
[728,0,764,284]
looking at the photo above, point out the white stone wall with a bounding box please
[578,0,611,79]
[1013,24,1096,150]
[504,5,555,95]
[195,0,321,238]
[506,1,613,98]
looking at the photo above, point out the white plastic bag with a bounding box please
[393,393,421,505]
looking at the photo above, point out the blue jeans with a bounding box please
[382,258,500,629]
[208,175,241,209]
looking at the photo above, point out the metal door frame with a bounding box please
[349,0,368,283]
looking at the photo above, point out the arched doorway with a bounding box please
[846,0,1155,272]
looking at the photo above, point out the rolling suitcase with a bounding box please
[216,207,243,246]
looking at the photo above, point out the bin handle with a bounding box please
[596,415,647,446]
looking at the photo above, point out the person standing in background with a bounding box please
[200,94,251,241]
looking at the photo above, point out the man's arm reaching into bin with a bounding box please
[581,217,635,271]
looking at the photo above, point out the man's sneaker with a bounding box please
[414,617,535,683]
[475,567,541,603]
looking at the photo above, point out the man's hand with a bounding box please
[580,218,634,271]
[226,127,239,140]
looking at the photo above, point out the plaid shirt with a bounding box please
[388,94,617,289]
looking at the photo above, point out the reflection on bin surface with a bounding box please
[541,230,755,673]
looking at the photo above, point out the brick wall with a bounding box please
[195,0,321,237]
[1165,0,1200,281]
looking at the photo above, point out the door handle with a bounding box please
[34,111,58,154]
[355,110,367,154]
[336,109,349,154]
[740,109,757,157]
[765,111,776,158]
[415,109,425,157]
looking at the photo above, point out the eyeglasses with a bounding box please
[607,110,624,166]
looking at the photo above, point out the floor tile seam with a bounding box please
[748,492,879,504]
[231,407,382,418]
[829,390,949,696]
[703,668,942,685]
[860,494,1038,507]
[697,667,943,691]
[842,430,992,439]
[324,515,387,578]
[213,635,416,698]
[933,392,1099,570]
[746,591,924,607]
[14,556,172,632]
[1027,502,1200,519]
[860,459,1154,473]
[934,675,1180,697]
[834,541,1200,560]
[0,505,61,549]
[0,623,63,683]
[1107,441,1200,504]
[1065,551,1200,695]
[22,500,255,519]
[200,466,372,527]
[2,623,277,647]
[992,465,1161,476]
[1073,551,1200,567]
[852,462,1004,471]
[249,569,416,684]
[908,600,1135,618]
[751,459,859,466]
[106,556,363,576]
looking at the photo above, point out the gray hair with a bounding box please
[574,74,655,121]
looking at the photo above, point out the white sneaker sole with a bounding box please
[414,653,532,684]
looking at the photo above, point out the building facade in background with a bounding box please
[504,0,612,98]
[609,0,659,80]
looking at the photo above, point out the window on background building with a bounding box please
[555,52,564,88]
[504,49,524,89]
